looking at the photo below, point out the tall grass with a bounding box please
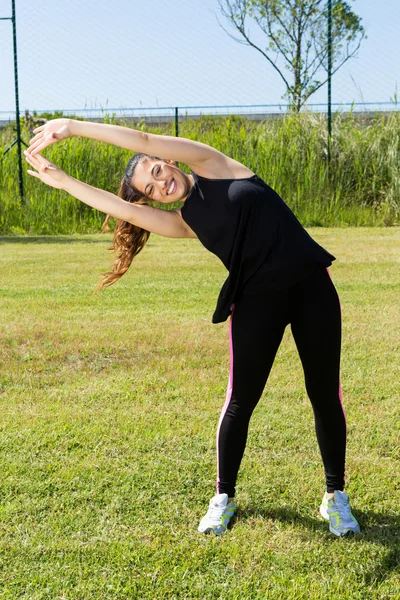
[0,112,399,234]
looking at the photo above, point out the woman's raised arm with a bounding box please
[27,118,224,168]
[25,152,197,239]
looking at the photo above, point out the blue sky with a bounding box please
[0,0,398,114]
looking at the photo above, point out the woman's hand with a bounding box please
[24,151,69,190]
[27,118,73,156]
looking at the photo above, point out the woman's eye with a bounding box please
[156,166,161,176]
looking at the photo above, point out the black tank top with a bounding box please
[180,172,336,324]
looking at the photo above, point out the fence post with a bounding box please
[327,0,332,165]
[175,107,179,137]
[1,0,25,201]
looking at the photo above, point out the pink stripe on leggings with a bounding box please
[216,304,235,494]
[326,268,347,430]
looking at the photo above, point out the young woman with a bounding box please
[25,118,360,537]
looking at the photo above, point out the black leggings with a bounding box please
[216,266,346,498]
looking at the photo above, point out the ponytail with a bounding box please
[98,175,151,290]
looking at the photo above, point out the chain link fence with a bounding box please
[1,0,399,122]
[0,0,399,222]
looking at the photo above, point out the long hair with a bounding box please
[98,153,155,290]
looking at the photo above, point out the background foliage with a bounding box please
[1,112,399,234]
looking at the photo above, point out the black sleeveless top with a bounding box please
[180,172,336,324]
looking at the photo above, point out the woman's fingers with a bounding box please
[24,152,36,168]
[25,147,65,189]
[25,152,41,175]
[27,136,55,155]
[24,149,50,165]
[32,125,45,133]
[24,152,51,173]
[28,122,70,154]
[27,170,40,179]
[26,138,45,154]
[32,133,63,155]
[33,153,51,165]
[29,131,44,145]
[24,150,40,167]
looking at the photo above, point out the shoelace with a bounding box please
[332,494,354,524]
[207,500,227,519]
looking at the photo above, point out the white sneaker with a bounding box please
[320,490,361,537]
[198,493,237,535]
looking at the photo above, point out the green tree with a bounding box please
[218,0,365,111]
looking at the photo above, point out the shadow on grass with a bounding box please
[237,504,400,584]
[0,236,108,245]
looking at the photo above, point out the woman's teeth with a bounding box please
[167,179,176,195]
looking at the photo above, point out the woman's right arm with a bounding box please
[66,178,197,238]
[25,153,197,239]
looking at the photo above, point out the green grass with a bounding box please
[0,229,399,599]
[1,112,400,233]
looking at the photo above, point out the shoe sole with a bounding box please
[329,525,361,537]
[198,526,226,536]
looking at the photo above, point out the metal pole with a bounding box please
[11,0,24,200]
[174,107,179,137]
[327,0,332,164]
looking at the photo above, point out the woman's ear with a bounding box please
[165,159,176,165]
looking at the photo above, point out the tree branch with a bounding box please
[257,17,296,70]
[218,0,365,111]
[217,0,292,88]
[239,24,292,89]
[264,4,297,45]
[300,37,364,107]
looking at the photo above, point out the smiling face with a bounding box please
[130,157,193,204]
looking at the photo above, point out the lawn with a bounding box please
[0,228,399,599]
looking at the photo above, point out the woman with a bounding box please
[25,118,360,537]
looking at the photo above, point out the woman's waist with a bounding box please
[241,262,325,296]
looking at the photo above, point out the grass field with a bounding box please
[0,229,399,599]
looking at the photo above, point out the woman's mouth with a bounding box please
[167,178,176,195]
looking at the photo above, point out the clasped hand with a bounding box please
[24,118,72,188]
[24,151,67,189]
[26,118,72,156]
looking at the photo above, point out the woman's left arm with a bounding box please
[28,119,220,163]
[27,119,253,178]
